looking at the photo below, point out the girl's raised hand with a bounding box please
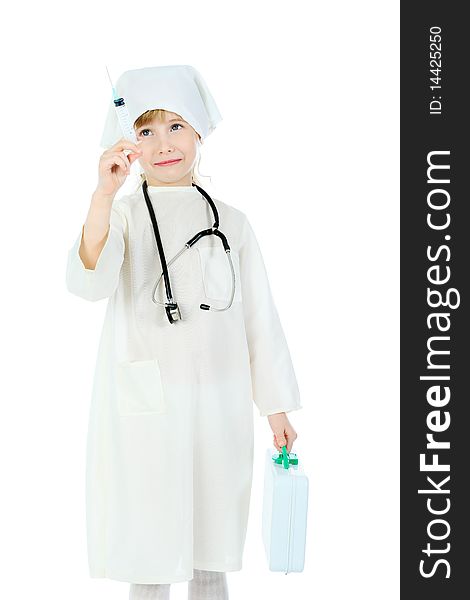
[95,138,143,197]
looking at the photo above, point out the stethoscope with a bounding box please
[141,179,236,324]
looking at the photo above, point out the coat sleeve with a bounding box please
[238,214,302,417]
[65,201,126,302]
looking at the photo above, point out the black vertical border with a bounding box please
[401,3,469,598]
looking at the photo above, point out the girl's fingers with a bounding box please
[105,138,142,155]
[273,433,296,453]
[107,155,127,173]
[119,151,131,169]
[273,433,287,452]
[128,152,142,164]
[271,423,298,453]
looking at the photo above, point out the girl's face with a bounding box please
[135,111,201,186]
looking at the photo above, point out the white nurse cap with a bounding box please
[100,64,223,149]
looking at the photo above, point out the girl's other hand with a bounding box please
[267,412,298,453]
[95,138,143,197]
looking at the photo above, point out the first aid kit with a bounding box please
[262,446,309,573]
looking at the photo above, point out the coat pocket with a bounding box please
[196,246,242,303]
[116,359,166,415]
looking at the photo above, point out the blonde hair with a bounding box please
[133,108,206,188]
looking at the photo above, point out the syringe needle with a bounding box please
[105,65,116,98]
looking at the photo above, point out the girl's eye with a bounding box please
[138,124,183,137]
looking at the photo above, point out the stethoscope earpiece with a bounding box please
[165,303,182,323]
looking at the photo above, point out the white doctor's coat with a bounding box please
[65,185,302,584]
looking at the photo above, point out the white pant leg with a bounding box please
[129,583,171,600]
[188,568,229,600]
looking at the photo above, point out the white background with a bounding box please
[0,1,399,598]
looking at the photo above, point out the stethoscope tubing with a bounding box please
[151,244,236,311]
[141,179,235,320]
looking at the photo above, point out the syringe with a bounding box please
[106,65,138,144]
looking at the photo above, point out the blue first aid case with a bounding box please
[262,447,309,573]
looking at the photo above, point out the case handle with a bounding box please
[272,445,299,469]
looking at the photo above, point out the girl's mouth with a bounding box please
[154,159,182,166]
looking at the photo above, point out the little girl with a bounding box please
[66,65,302,600]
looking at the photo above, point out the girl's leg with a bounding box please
[129,583,171,600]
[188,568,229,600]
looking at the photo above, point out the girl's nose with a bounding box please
[154,138,174,152]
